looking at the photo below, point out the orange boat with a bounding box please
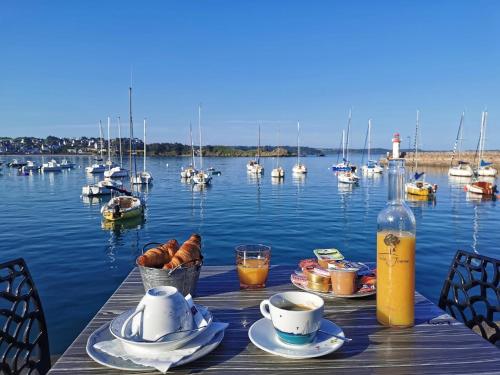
[464,181,498,196]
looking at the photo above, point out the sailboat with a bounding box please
[86,121,107,174]
[101,86,145,221]
[474,111,497,177]
[404,110,438,197]
[292,121,307,174]
[465,112,498,196]
[132,118,153,185]
[41,159,62,172]
[337,110,359,184]
[192,104,212,185]
[271,128,285,178]
[332,110,354,172]
[448,112,473,177]
[361,119,383,175]
[181,123,198,179]
[105,117,129,178]
[247,124,264,174]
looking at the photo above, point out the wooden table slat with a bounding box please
[49,266,500,374]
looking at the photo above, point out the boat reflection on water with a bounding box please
[448,175,472,189]
[406,193,437,207]
[465,191,497,202]
[192,182,211,193]
[292,173,306,186]
[101,215,145,232]
[135,182,153,194]
[82,195,104,206]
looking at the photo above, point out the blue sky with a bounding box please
[0,1,499,150]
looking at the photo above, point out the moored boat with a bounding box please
[101,195,144,221]
[247,124,264,175]
[338,169,359,184]
[192,104,212,185]
[474,111,497,177]
[41,159,62,172]
[361,120,383,175]
[60,159,75,169]
[292,121,307,174]
[464,181,498,196]
[132,118,153,185]
[22,160,40,172]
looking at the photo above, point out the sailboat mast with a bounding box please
[258,124,261,164]
[190,122,196,169]
[143,118,147,172]
[482,111,488,162]
[346,109,351,162]
[118,116,123,167]
[107,116,111,169]
[99,120,104,159]
[297,121,300,165]
[458,112,464,161]
[341,130,345,160]
[129,86,134,192]
[368,119,372,162]
[414,110,419,172]
[198,104,203,171]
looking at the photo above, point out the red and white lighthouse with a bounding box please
[392,133,401,159]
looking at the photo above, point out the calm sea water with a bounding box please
[0,155,498,354]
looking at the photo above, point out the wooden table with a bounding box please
[49,265,500,374]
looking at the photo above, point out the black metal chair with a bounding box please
[438,250,500,346]
[0,258,51,374]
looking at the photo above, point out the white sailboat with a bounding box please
[247,124,264,174]
[448,112,473,177]
[361,119,383,175]
[337,110,359,184]
[192,104,212,185]
[86,121,107,174]
[132,118,153,185]
[332,110,353,172]
[474,111,497,177]
[181,123,198,179]
[105,117,129,178]
[292,121,307,174]
[405,110,438,197]
[101,86,145,221]
[271,128,285,178]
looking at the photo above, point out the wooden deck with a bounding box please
[49,265,500,374]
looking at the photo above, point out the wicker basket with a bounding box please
[137,242,203,296]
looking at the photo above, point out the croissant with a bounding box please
[164,234,201,269]
[137,239,180,268]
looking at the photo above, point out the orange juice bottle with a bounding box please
[376,158,416,327]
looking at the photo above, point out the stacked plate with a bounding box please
[87,305,222,371]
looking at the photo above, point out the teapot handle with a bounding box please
[121,306,145,338]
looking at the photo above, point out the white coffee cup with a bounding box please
[260,291,324,345]
[121,286,194,341]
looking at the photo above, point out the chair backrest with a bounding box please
[0,258,51,374]
[438,250,500,346]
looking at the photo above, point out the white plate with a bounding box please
[109,304,213,351]
[87,321,224,371]
[248,318,345,359]
[291,275,376,299]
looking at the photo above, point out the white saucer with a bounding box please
[248,318,345,359]
[87,321,224,371]
[109,304,212,351]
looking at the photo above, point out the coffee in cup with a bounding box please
[260,291,324,345]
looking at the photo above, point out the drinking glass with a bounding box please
[235,244,271,289]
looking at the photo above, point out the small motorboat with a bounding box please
[60,159,75,169]
[405,178,438,197]
[101,195,144,221]
[104,166,129,178]
[42,159,62,172]
[22,160,40,172]
[464,181,498,196]
[8,159,27,168]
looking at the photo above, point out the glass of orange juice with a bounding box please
[236,245,271,289]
